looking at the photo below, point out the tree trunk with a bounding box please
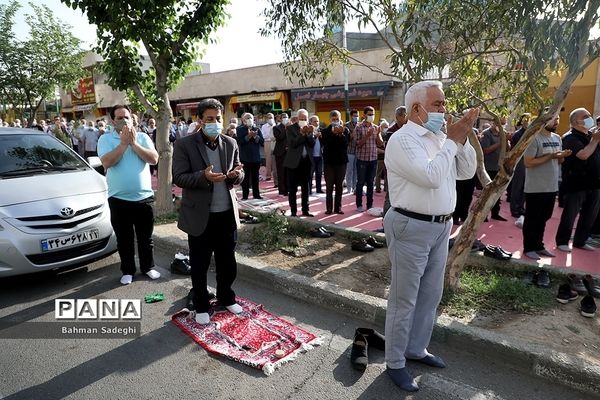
[154,100,174,216]
[444,54,589,290]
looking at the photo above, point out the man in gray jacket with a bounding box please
[172,98,245,325]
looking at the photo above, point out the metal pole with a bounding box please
[342,24,350,122]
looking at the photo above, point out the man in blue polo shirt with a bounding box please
[97,104,160,285]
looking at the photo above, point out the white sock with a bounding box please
[120,274,133,285]
[195,312,210,324]
[226,303,243,314]
[146,269,161,280]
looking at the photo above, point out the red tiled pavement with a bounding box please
[155,172,599,276]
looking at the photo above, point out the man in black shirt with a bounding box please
[555,108,600,252]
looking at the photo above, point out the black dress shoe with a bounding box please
[583,274,600,298]
[366,236,385,248]
[536,270,551,288]
[253,195,263,200]
[325,210,333,215]
[302,212,314,217]
[483,245,511,260]
[242,215,260,224]
[310,228,331,238]
[350,333,368,371]
[581,295,597,317]
[171,258,191,275]
[568,274,587,295]
[491,214,508,221]
[335,210,344,215]
[352,239,374,252]
[319,227,334,236]
[355,328,385,350]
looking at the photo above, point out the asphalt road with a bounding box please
[0,251,595,400]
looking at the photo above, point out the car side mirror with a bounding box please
[87,156,102,169]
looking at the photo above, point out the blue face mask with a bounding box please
[203,122,222,137]
[351,116,358,123]
[583,117,595,131]
[419,105,445,134]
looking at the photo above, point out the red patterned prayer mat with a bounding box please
[171,297,322,375]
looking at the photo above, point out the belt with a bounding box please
[394,208,453,223]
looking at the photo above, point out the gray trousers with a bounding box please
[383,209,452,369]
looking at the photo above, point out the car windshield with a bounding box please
[0,133,88,176]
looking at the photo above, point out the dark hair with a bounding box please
[364,106,375,114]
[350,109,358,116]
[110,104,131,120]
[187,118,192,124]
[517,113,531,126]
[197,98,224,119]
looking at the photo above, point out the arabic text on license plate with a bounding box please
[41,229,100,252]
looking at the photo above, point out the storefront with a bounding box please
[228,91,289,120]
[291,82,394,124]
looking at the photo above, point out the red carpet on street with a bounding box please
[156,172,600,276]
[171,296,320,375]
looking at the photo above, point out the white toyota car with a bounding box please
[0,127,117,277]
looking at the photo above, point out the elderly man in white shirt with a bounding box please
[261,113,276,181]
[383,80,478,392]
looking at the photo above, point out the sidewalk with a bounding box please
[152,221,600,396]
[157,173,600,275]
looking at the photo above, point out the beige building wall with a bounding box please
[168,48,400,102]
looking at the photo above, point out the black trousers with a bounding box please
[556,189,600,247]
[324,163,346,212]
[523,192,556,252]
[288,156,312,215]
[108,196,155,276]
[510,160,526,217]
[241,161,261,199]
[454,176,477,222]
[311,156,323,193]
[487,170,502,216]
[188,210,238,313]
[275,154,287,195]
[84,150,97,159]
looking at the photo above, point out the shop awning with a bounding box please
[229,91,288,110]
[176,102,200,111]
[74,104,95,112]
[291,82,393,102]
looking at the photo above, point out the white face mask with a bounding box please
[267,118,275,126]
[281,118,289,125]
[298,120,308,128]
[583,116,594,130]
[366,115,375,123]
[245,118,253,127]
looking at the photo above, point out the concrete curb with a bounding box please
[153,226,600,396]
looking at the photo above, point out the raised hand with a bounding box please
[227,164,244,179]
[204,164,227,182]
[446,107,480,144]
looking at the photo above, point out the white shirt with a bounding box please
[385,120,476,215]
[261,122,274,141]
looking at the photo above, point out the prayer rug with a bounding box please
[172,296,321,375]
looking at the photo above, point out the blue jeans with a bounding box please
[345,154,357,192]
[356,159,377,209]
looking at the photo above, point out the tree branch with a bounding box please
[131,84,157,118]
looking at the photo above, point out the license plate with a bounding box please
[41,229,100,252]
